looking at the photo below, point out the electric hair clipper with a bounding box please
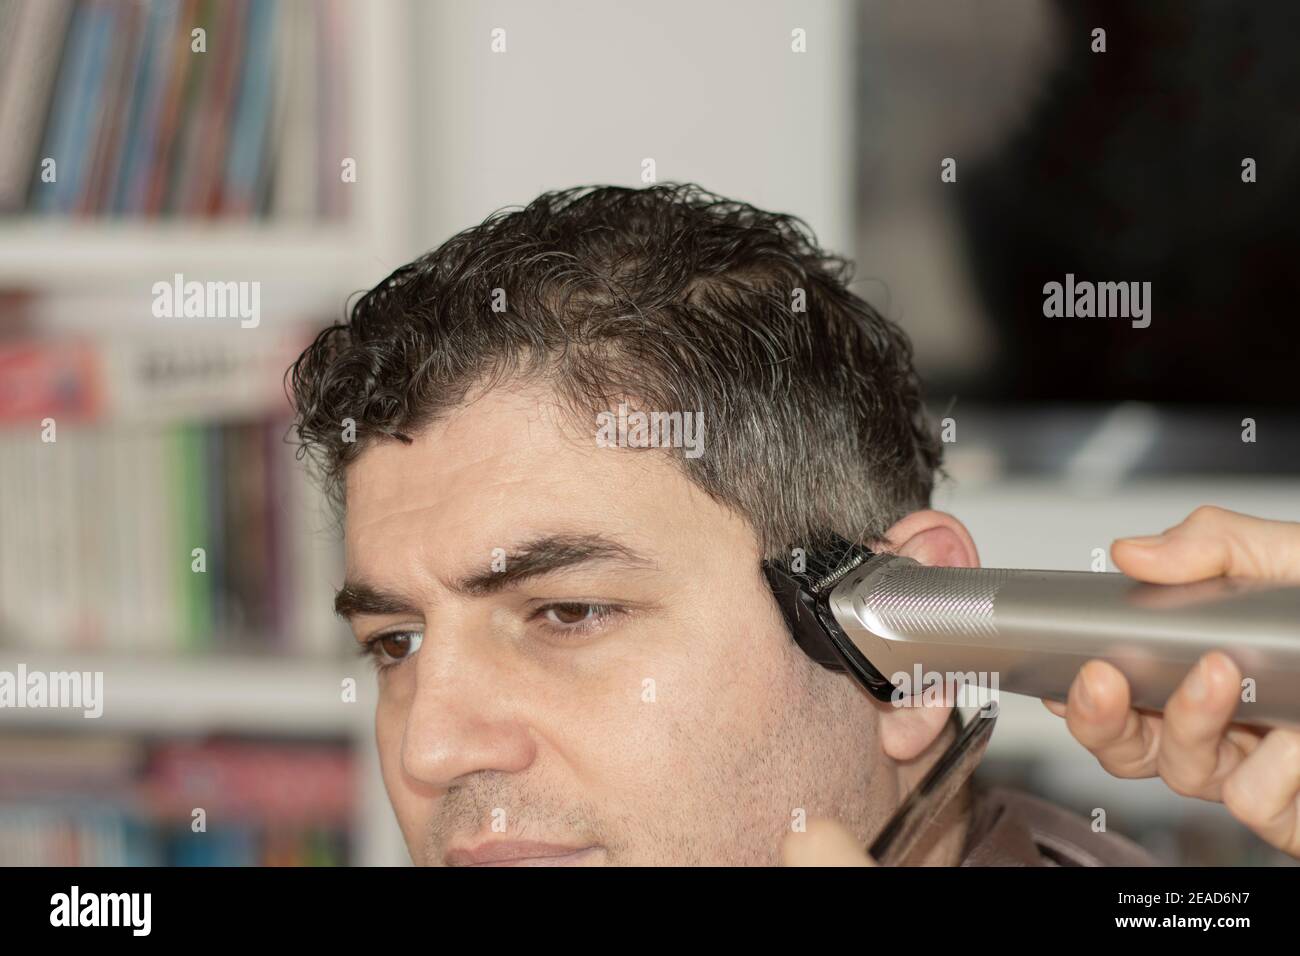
[765,535,1300,730]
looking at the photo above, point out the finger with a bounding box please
[781,818,876,867]
[1221,729,1300,857]
[1156,652,1253,801]
[1112,505,1300,585]
[1062,659,1162,778]
[1042,698,1067,717]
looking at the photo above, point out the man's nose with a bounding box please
[398,632,537,789]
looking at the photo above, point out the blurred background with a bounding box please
[0,0,1296,866]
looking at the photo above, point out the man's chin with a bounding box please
[429,842,610,867]
[459,846,607,867]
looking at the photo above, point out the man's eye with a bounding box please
[544,603,601,625]
[362,631,423,668]
[534,602,620,635]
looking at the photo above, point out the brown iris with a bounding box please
[377,633,415,659]
[547,603,594,624]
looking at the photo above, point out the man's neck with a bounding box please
[908,776,974,866]
[883,714,976,866]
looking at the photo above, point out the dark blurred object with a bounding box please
[954,0,1300,406]
[930,401,1300,476]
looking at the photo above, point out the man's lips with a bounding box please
[444,841,601,866]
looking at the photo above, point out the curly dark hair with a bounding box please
[288,182,944,557]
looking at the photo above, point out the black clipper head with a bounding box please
[762,533,896,701]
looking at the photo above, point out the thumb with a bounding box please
[780,818,877,867]
[1112,506,1300,585]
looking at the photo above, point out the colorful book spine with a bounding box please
[0,330,345,657]
[12,0,347,219]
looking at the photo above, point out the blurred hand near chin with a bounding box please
[780,818,877,867]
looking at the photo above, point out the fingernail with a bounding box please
[1076,670,1096,711]
[1118,534,1165,548]
[1185,657,1211,702]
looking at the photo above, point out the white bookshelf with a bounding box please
[0,220,364,286]
[0,0,414,294]
[0,650,405,865]
[0,650,367,734]
[0,0,416,866]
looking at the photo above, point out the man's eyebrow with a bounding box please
[453,533,655,596]
[334,582,422,621]
[334,535,654,618]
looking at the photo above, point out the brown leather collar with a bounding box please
[960,785,1160,867]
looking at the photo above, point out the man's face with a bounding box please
[341,383,900,865]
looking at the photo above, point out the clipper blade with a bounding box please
[762,533,895,698]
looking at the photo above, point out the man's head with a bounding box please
[289,183,980,865]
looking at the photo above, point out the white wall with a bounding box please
[413,0,853,257]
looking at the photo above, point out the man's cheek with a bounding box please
[620,665,728,789]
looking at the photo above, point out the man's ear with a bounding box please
[875,508,980,570]
[872,509,980,762]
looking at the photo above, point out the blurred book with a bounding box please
[0,733,354,865]
[0,328,344,657]
[0,0,350,219]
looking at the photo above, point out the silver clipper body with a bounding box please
[765,538,1300,729]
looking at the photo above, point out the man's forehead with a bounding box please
[332,384,765,613]
[345,387,593,504]
[340,386,705,553]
